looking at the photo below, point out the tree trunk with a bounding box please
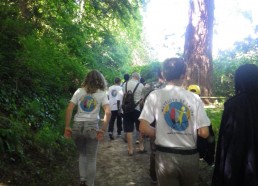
[183,0,214,97]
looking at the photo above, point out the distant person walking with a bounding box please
[122,73,130,86]
[107,77,123,140]
[121,73,130,142]
[212,64,258,186]
[122,72,144,155]
[64,70,111,186]
[139,58,210,186]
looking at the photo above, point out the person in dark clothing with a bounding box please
[122,73,130,85]
[212,63,258,186]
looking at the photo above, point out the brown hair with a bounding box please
[82,70,107,94]
[162,58,186,81]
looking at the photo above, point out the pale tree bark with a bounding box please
[183,0,214,97]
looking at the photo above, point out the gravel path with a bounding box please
[91,131,213,186]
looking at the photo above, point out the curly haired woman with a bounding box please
[64,70,111,186]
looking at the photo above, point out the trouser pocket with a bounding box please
[72,121,98,140]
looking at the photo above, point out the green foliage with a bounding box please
[0,115,28,163]
[213,37,258,97]
[206,108,223,140]
[138,61,162,82]
[0,0,146,184]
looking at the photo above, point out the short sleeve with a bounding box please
[116,90,123,102]
[139,92,155,124]
[70,88,80,104]
[102,93,109,106]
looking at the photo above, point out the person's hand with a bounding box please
[118,109,123,118]
[64,127,72,139]
[96,129,105,141]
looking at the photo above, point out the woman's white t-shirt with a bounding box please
[70,88,109,122]
[139,85,210,149]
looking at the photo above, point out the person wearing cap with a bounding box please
[188,84,215,166]
[139,58,210,186]
[188,84,201,95]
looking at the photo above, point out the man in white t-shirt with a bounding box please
[122,72,144,155]
[108,77,122,139]
[139,58,210,186]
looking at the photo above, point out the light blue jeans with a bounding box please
[72,121,99,186]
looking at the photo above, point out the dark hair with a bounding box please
[124,74,130,81]
[234,63,258,94]
[114,77,121,84]
[140,77,145,84]
[162,58,186,81]
[82,70,107,94]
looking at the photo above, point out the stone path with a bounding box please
[95,132,156,186]
[69,118,214,186]
[91,130,213,186]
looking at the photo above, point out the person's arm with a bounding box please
[64,102,75,138]
[139,119,155,138]
[97,104,111,140]
[198,126,209,138]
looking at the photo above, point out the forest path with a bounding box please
[70,129,213,186]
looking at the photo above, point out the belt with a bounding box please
[156,145,198,155]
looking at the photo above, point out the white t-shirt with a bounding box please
[108,85,122,111]
[122,79,144,111]
[70,88,109,122]
[139,85,210,149]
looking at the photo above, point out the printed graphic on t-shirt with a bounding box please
[79,95,97,112]
[111,89,118,97]
[163,102,191,131]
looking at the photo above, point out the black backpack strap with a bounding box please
[133,83,142,107]
[125,82,128,92]
[132,83,140,94]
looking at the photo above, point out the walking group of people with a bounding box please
[64,57,258,186]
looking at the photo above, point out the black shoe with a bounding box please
[150,174,157,183]
[109,134,114,140]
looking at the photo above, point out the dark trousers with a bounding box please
[108,110,122,135]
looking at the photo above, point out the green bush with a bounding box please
[206,108,223,141]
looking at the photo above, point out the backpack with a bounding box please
[122,82,140,113]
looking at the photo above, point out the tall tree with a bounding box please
[183,0,214,96]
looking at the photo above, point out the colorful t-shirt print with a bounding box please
[80,95,97,112]
[163,101,191,131]
[111,89,118,97]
